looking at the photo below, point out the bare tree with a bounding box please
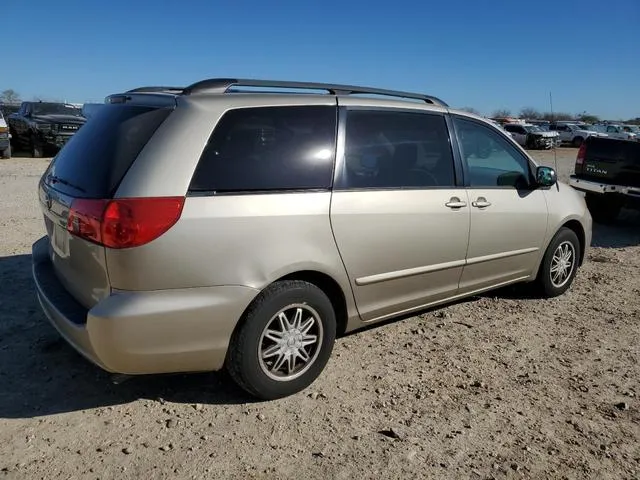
[491,109,511,118]
[577,113,600,124]
[542,111,573,121]
[460,106,481,115]
[0,89,20,104]
[520,107,541,119]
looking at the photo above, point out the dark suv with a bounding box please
[8,101,86,157]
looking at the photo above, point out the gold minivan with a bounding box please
[32,78,592,399]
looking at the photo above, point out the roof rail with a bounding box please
[125,86,185,94]
[181,78,448,107]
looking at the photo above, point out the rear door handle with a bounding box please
[445,197,467,209]
[472,197,492,208]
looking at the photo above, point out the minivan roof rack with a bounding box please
[125,78,447,107]
[125,86,185,94]
[180,78,448,106]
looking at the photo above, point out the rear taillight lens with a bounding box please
[576,143,586,165]
[67,197,184,249]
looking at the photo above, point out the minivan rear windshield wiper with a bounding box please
[46,174,87,194]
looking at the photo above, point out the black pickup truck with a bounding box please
[569,135,640,224]
[7,101,86,157]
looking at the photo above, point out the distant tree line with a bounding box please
[3,87,639,124]
[434,104,639,124]
[1,89,63,104]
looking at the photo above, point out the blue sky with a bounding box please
[4,0,639,119]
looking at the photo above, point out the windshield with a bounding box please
[523,125,542,133]
[576,124,595,131]
[623,125,640,133]
[32,103,83,117]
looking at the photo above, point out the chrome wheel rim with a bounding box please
[550,241,576,288]
[258,304,323,382]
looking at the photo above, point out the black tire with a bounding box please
[226,280,336,400]
[30,134,43,158]
[585,193,622,224]
[1,144,10,159]
[572,136,584,148]
[536,227,581,298]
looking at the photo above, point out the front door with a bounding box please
[451,115,549,294]
[330,105,470,322]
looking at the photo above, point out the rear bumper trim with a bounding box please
[569,176,640,197]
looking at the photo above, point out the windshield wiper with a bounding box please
[46,174,87,193]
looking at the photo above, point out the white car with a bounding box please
[503,123,559,149]
[602,124,638,141]
[550,123,607,147]
[0,110,10,158]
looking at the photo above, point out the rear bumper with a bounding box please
[32,236,259,375]
[569,176,640,199]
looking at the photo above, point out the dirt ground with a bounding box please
[0,148,638,480]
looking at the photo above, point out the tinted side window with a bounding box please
[454,117,532,189]
[338,110,455,189]
[189,106,337,193]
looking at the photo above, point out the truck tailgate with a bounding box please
[579,137,640,187]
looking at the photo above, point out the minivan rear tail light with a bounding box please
[576,143,586,165]
[67,197,184,249]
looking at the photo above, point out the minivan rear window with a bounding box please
[44,104,173,198]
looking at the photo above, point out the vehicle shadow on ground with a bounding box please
[2,211,638,418]
[590,209,640,248]
[0,254,258,420]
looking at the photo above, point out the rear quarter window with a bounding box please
[44,104,173,198]
[189,105,337,194]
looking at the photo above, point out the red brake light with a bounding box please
[67,197,184,249]
[576,143,586,165]
[67,199,108,244]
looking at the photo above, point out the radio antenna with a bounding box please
[549,91,558,171]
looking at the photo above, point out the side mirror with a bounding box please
[536,166,557,187]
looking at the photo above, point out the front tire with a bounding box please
[536,227,581,298]
[226,280,336,400]
[1,144,10,159]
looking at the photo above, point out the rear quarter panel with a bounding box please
[105,192,359,323]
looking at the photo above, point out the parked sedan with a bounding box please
[0,110,10,158]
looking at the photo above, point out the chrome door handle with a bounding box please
[445,197,467,209]
[472,197,492,208]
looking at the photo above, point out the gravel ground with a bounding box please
[0,148,639,480]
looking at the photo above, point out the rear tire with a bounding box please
[226,280,336,400]
[536,227,581,298]
[585,193,622,224]
[572,136,584,147]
